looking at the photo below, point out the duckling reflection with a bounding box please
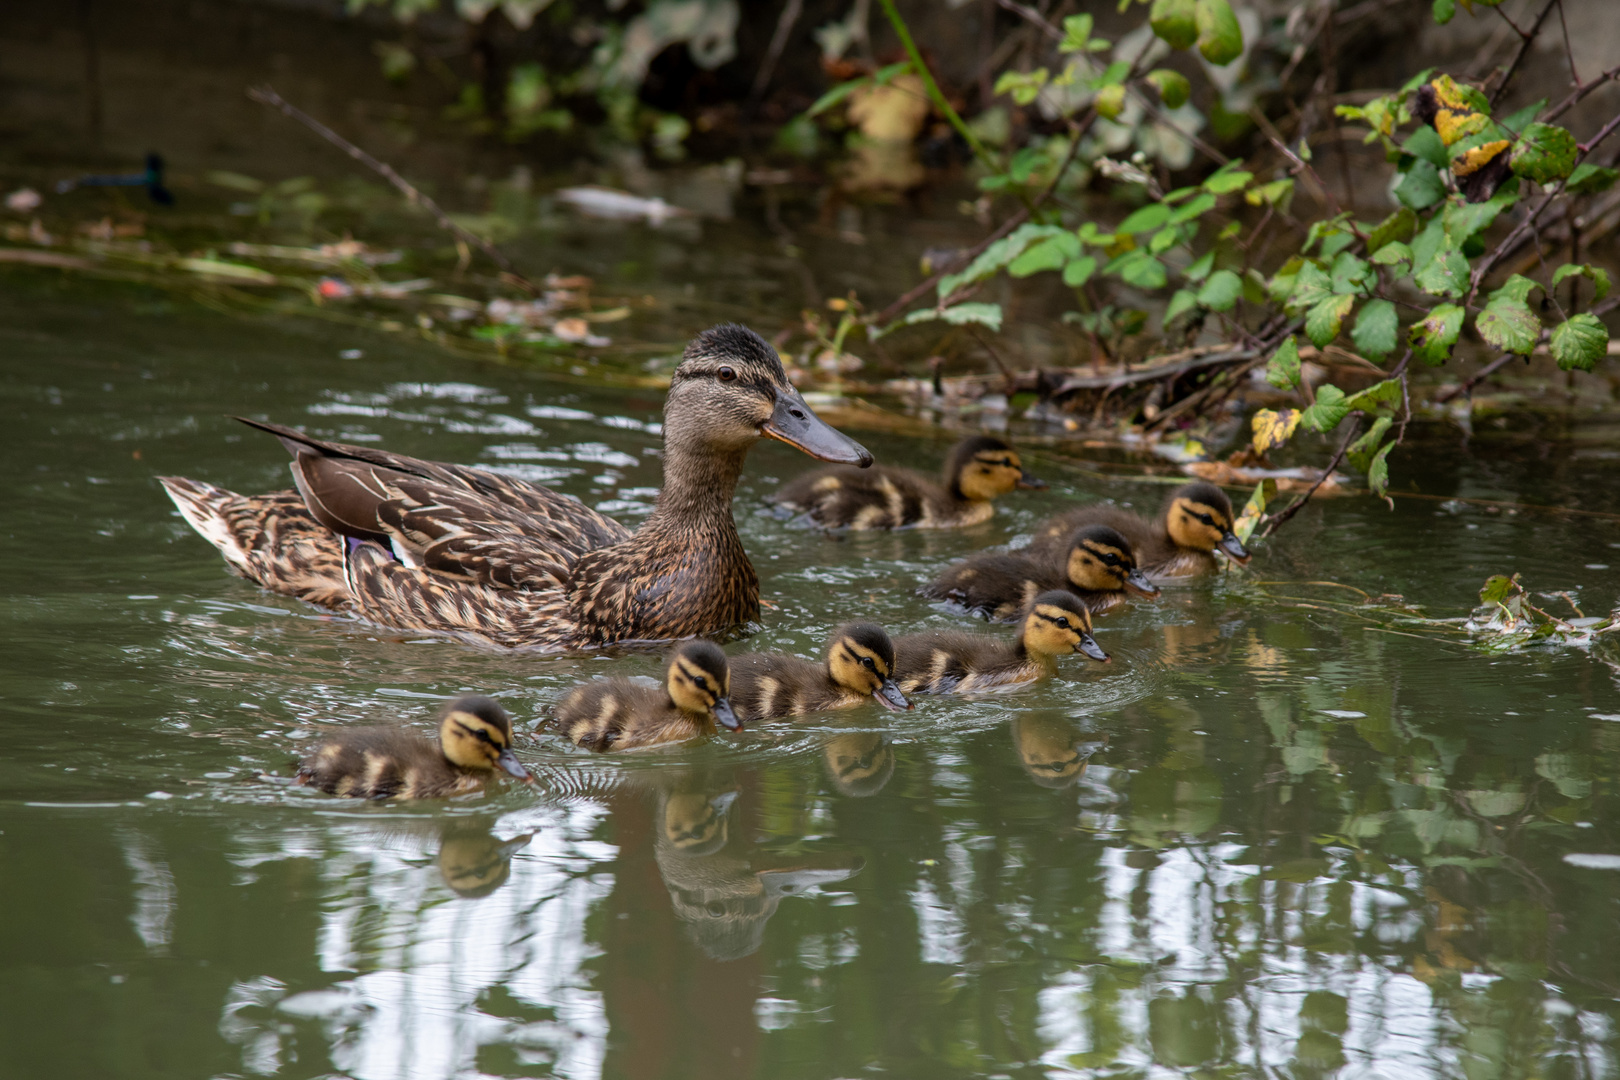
[1012,715,1102,789]
[649,774,863,962]
[822,729,896,797]
[436,820,534,899]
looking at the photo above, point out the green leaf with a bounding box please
[1366,207,1417,255]
[1058,13,1095,53]
[1550,313,1609,371]
[896,302,1005,333]
[1164,289,1199,326]
[1150,0,1198,50]
[995,67,1051,107]
[1268,255,1305,306]
[1307,294,1356,347]
[1344,378,1402,414]
[1232,478,1278,543]
[1442,194,1510,246]
[1266,337,1302,390]
[1551,263,1612,301]
[1366,440,1394,498]
[1567,163,1619,195]
[1498,99,1547,137]
[1480,574,1516,605]
[1196,270,1243,312]
[1119,203,1172,234]
[1119,253,1168,289]
[1489,274,1542,304]
[1202,162,1254,195]
[1149,226,1181,254]
[1352,299,1398,360]
[1094,83,1127,119]
[1403,126,1449,169]
[1414,236,1469,298]
[1300,384,1350,432]
[1009,233,1082,277]
[1433,0,1455,23]
[1394,160,1447,210]
[1168,192,1218,224]
[936,223,1064,298]
[1371,242,1412,268]
[1331,252,1371,295]
[1184,250,1215,283]
[1409,303,1465,365]
[808,60,913,116]
[1348,416,1394,472]
[1195,0,1243,65]
[1245,178,1295,210]
[1146,69,1192,110]
[1510,122,1578,184]
[1062,255,1098,287]
[1290,262,1334,312]
[1477,298,1540,355]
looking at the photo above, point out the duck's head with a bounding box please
[826,624,912,711]
[667,324,871,466]
[1020,592,1109,662]
[665,640,740,731]
[1011,716,1091,789]
[662,788,737,855]
[946,435,1045,501]
[438,696,534,781]
[1164,482,1250,562]
[823,731,896,796]
[1063,525,1161,598]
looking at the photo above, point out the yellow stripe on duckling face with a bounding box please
[668,657,724,714]
[442,709,511,770]
[1065,538,1130,591]
[1166,497,1233,551]
[957,451,1025,502]
[1022,600,1093,658]
[829,638,890,696]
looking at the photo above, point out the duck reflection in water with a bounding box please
[1012,715,1103,789]
[435,820,534,899]
[649,771,864,962]
[822,727,896,797]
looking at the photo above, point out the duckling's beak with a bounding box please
[874,677,912,711]
[1016,469,1047,490]
[712,697,743,731]
[496,748,535,783]
[761,390,873,467]
[1076,633,1110,663]
[1218,531,1251,563]
[1124,567,1162,598]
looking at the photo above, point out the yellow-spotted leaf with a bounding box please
[1252,408,1301,454]
[1233,478,1278,543]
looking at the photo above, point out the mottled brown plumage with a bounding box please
[296,695,533,800]
[728,624,911,722]
[769,435,1043,530]
[922,524,1161,622]
[892,592,1109,695]
[160,324,871,652]
[1027,482,1250,578]
[559,641,738,752]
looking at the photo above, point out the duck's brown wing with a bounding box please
[770,465,937,529]
[238,416,631,551]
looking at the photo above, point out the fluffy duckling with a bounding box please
[296,695,534,799]
[559,641,738,752]
[921,524,1161,622]
[892,591,1108,694]
[1028,481,1250,577]
[728,624,912,722]
[769,434,1044,530]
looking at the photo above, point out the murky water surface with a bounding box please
[4,266,1620,1080]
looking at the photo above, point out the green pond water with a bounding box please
[4,266,1620,1080]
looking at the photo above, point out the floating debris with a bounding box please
[5,188,42,213]
[554,186,689,224]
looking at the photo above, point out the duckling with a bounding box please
[728,624,912,722]
[892,591,1108,694]
[1027,481,1250,577]
[296,695,534,800]
[921,524,1161,622]
[1011,716,1102,789]
[768,434,1044,530]
[159,324,872,652]
[559,640,739,751]
[822,729,896,797]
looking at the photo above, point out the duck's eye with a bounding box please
[717,366,737,382]
[1197,512,1215,526]
[861,656,876,670]
[1054,617,1070,628]
[692,675,709,691]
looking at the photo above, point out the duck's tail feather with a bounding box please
[160,476,255,577]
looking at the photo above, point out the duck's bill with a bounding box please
[711,697,743,731]
[1218,532,1252,563]
[496,748,535,782]
[761,392,873,467]
[874,678,912,711]
[1124,567,1162,598]
[1076,634,1111,663]
[1016,469,1048,490]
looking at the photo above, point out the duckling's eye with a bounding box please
[717,366,737,382]
[860,656,877,670]
[692,675,709,691]
[1054,617,1070,629]
[1196,512,1215,526]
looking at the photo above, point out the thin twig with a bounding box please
[1259,419,1361,539]
[876,0,996,170]
[750,0,804,104]
[246,84,536,294]
[1488,0,1557,107]
[1434,352,1518,403]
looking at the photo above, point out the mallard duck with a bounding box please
[559,640,738,751]
[768,434,1043,529]
[921,524,1161,622]
[728,624,912,722]
[892,591,1108,694]
[159,324,871,652]
[296,694,533,799]
[1027,481,1250,577]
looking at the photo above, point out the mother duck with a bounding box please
[160,324,871,652]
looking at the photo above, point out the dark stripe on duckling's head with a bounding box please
[1165,481,1250,563]
[824,731,896,797]
[439,695,532,780]
[1065,524,1162,598]
[1020,591,1109,662]
[827,623,911,709]
[945,435,1041,500]
[666,640,740,729]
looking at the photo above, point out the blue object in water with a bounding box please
[56,153,173,205]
